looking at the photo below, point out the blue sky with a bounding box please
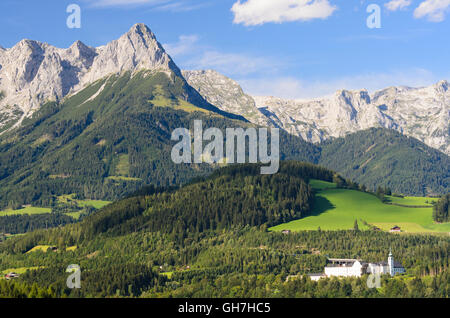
[0,0,449,98]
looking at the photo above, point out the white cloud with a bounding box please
[164,35,200,56]
[385,0,412,11]
[86,0,166,7]
[186,51,280,76]
[84,0,206,10]
[414,0,450,22]
[238,69,438,99]
[231,0,337,26]
[152,1,211,12]
[238,77,307,99]
[164,35,283,76]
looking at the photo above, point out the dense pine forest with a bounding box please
[433,194,450,223]
[0,213,76,235]
[1,228,448,298]
[0,162,448,298]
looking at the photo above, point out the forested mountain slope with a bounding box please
[1,162,333,253]
[319,128,450,196]
[0,72,318,209]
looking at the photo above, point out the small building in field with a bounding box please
[307,273,327,281]
[390,226,401,233]
[5,272,19,279]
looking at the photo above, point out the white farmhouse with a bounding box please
[324,259,367,278]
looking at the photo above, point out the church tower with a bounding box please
[388,248,394,276]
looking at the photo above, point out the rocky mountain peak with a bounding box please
[127,23,156,39]
[186,69,449,155]
[85,23,177,81]
[119,23,159,51]
[11,39,43,54]
[66,40,96,67]
[182,69,270,126]
[0,24,179,132]
[69,40,91,52]
[435,80,448,92]
[333,89,371,113]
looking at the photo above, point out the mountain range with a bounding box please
[0,23,243,134]
[2,24,448,157]
[183,70,450,156]
[0,23,448,206]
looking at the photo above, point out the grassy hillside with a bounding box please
[0,207,51,216]
[270,180,450,234]
[0,197,110,216]
[55,194,110,210]
[384,195,438,207]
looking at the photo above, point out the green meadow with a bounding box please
[1,267,44,275]
[270,180,450,234]
[384,195,438,206]
[24,245,77,253]
[26,245,54,253]
[57,194,111,209]
[0,206,51,216]
[0,195,110,219]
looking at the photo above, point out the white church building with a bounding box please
[366,249,406,276]
[309,249,405,281]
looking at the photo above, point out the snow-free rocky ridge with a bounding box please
[183,70,449,156]
[0,23,179,132]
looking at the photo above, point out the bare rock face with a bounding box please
[253,82,449,155]
[0,23,178,131]
[182,70,270,126]
[252,90,398,143]
[82,23,179,84]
